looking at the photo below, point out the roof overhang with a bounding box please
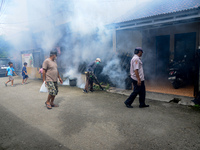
[106,7,200,31]
[21,48,43,54]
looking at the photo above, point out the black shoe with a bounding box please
[83,89,88,93]
[139,105,149,108]
[90,89,94,92]
[124,102,133,108]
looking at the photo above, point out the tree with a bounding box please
[0,36,12,58]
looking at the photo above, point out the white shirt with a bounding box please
[130,55,145,81]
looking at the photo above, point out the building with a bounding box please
[107,0,200,97]
[20,0,73,79]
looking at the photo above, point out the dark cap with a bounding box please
[135,47,143,52]
[50,50,57,56]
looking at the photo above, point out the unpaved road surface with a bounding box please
[0,77,200,150]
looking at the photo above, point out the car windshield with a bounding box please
[0,60,9,66]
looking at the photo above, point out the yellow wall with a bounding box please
[27,67,42,79]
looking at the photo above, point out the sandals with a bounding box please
[45,102,59,109]
[51,104,59,107]
[45,102,52,109]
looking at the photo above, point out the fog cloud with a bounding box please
[1,0,154,88]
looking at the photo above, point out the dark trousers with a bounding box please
[125,79,146,106]
[85,72,93,91]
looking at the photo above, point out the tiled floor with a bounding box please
[145,80,194,97]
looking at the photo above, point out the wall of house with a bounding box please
[146,22,199,59]
[141,22,200,79]
[141,30,157,79]
[116,30,142,54]
[115,22,200,81]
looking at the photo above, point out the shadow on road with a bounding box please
[0,105,70,150]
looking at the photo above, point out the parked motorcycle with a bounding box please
[168,55,189,89]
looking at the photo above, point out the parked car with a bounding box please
[0,58,10,77]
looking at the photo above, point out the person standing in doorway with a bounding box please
[43,50,63,109]
[124,47,149,108]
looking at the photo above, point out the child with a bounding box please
[39,65,43,79]
[22,62,29,84]
[5,62,18,87]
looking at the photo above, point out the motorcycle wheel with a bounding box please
[172,81,180,89]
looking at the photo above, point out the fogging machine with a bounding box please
[86,72,104,90]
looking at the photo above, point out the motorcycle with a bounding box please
[168,55,189,89]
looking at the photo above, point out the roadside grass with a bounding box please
[191,104,200,111]
[93,83,110,90]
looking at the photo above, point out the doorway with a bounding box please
[156,35,170,77]
[175,32,196,83]
[174,32,196,62]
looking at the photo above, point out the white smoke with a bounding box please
[61,0,130,88]
[63,68,85,89]
[1,0,153,89]
[102,57,127,88]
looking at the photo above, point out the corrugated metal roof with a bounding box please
[114,0,200,23]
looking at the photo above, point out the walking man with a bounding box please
[43,50,63,109]
[124,47,149,108]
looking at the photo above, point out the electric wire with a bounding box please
[0,0,4,13]
[0,0,8,18]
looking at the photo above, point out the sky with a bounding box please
[0,0,30,39]
[0,0,153,36]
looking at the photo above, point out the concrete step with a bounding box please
[107,88,195,106]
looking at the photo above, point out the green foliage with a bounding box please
[93,83,110,91]
[105,84,110,90]
[0,51,9,58]
[191,104,200,111]
[93,84,101,90]
[0,36,11,58]
[193,104,200,108]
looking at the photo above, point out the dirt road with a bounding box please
[0,77,200,150]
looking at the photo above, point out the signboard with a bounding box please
[22,53,34,67]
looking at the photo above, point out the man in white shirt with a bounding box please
[124,47,149,108]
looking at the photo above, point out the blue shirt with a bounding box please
[7,67,15,76]
[22,66,27,76]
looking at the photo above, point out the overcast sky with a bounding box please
[0,0,152,36]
